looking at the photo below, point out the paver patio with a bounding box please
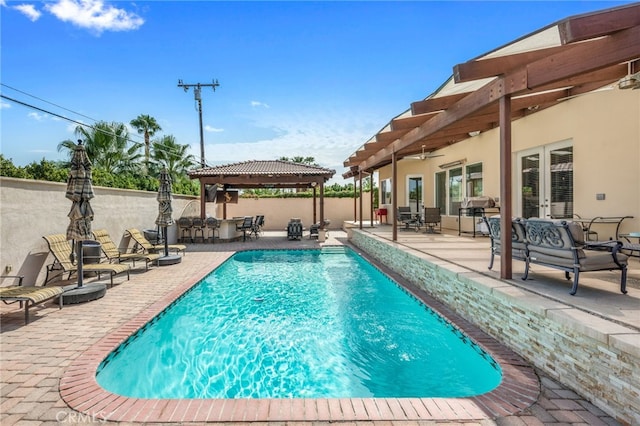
[2,227,635,425]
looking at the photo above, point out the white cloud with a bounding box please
[28,112,47,121]
[45,0,144,34]
[205,107,382,184]
[0,101,11,109]
[251,100,270,108]
[14,3,41,21]
[0,0,7,7]
[204,125,224,133]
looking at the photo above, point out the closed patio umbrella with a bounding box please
[66,140,94,288]
[155,169,174,257]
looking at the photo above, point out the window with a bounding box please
[448,167,463,216]
[435,172,446,213]
[466,163,483,197]
[437,163,484,215]
[381,178,391,204]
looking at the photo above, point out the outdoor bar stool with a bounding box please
[177,217,193,243]
[205,217,219,243]
[191,217,206,243]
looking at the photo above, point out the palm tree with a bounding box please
[130,114,162,169]
[150,135,196,184]
[58,122,143,174]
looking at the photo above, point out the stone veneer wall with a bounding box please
[350,229,640,425]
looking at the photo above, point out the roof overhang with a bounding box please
[343,3,640,178]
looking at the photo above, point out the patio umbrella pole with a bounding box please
[76,240,84,288]
[163,226,169,257]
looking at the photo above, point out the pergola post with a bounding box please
[369,172,374,228]
[359,170,363,230]
[500,94,513,279]
[353,176,357,221]
[392,151,398,241]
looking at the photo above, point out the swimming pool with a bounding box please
[96,248,501,399]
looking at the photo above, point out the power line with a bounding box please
[1,83,102,124]
[1,92,197,165]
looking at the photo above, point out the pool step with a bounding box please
[321,246,347,254]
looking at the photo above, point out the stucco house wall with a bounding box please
[377,88,640,235]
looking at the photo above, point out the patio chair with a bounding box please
[423,207,442,233]
[236,216,254,242]
[125,228,186,256]
[42,234,130,287]
[1,275,65,324]
[92,229,159,270]
[397,206,420,231]
[250,215,265,239]
[205,217,219,243]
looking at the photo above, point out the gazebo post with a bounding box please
[313,185,317,224]
[319,182,325,232]
[200,182,206,219]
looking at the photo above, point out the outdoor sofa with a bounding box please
[484,216,628,295]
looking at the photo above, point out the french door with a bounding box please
[517,141,573,219]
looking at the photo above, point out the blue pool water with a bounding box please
[96,248,501,399]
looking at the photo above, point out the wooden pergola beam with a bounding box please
[354,25,639,172]
[558,2,640,43]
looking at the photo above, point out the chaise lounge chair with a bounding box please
[1,275,66,324]
[92,229,160,270]
[43,234,130,287]
[125,228,186,256]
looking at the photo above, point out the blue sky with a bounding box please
[1,0,633,183]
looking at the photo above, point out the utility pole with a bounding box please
[177,79,220,167]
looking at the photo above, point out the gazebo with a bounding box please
[188,160,336,227]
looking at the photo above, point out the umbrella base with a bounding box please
[157,255,182,266]
[60,283,107,305]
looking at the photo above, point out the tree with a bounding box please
[130,114,162,168]
[58,121,143,175]
[278,156,317,166]
[150,135,196,185]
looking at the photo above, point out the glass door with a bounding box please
[408,176,423,216]
[517,141,573,219]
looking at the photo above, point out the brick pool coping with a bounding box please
[59,248,540,422]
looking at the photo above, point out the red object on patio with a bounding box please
[376,208,388,224]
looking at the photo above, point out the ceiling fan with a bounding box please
[405,145,444,161]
